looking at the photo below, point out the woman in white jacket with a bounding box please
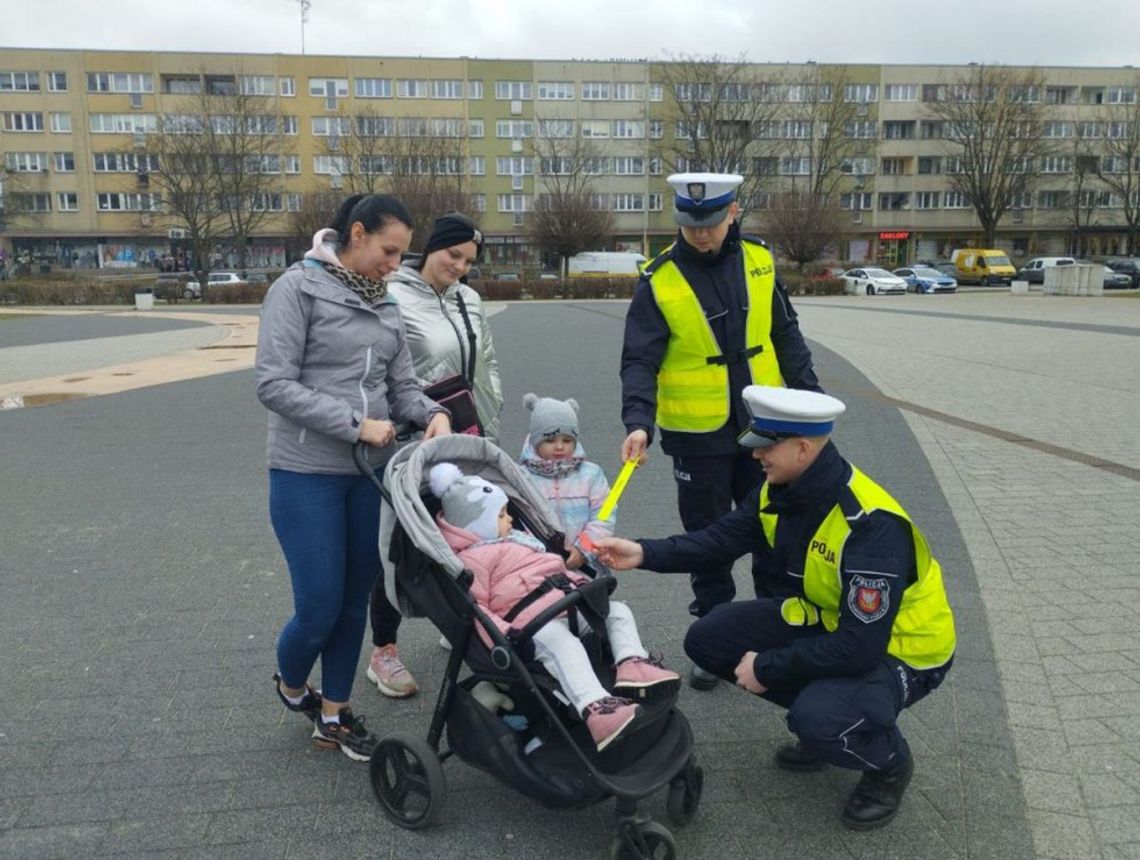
[365,212,505,695]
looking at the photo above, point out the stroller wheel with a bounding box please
[666,761,704,826]
[608,820,676,860]
[369,732,446,829]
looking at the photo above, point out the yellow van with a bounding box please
[951,249,1016,286]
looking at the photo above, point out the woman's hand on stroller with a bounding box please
[591,537,644,571]
[359,418,397,447]
[423,411,452,439]
[506,627,537,662]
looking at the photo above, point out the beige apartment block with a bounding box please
[2,48,1138,273]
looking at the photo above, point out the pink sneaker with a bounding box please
[366,644,418,698]
[614,657,681,700]
[584,696,642,751]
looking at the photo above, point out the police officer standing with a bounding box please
[620,172,821,690]
[597,385,956,830]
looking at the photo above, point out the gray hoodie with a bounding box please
[256,251,442,475]
[386,265,503,443]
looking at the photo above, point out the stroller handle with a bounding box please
[352,423,415,494]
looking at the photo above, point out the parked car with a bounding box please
[893,266,958,294]
[1106,258,1140,289]
[493,272,520,282]
[1016,257,1075,285]
[182,271,246,300]
[841,268,908,295]
[1100,265,1133,289]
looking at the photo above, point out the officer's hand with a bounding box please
[621,430,649,465]
[734,651,767,695]
[591,537,644,571]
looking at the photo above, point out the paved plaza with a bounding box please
[2,290,1139,858]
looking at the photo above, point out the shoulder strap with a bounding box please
[455,291,478,383]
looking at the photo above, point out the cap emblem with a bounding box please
[687,182,706,202]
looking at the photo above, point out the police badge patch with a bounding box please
[687,182,706,202]
[848,574,890,623]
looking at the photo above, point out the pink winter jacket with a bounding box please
[437,514,589,648]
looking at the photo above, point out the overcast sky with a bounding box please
[4,0,1138,69]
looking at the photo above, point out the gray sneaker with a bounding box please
[311,707,378,762]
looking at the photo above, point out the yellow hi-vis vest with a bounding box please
[648,241,784,432]
[759,467,956,671]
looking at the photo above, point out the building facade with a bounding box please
[1,47,1138,272]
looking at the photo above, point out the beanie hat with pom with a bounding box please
[523,393,580,447]
[429,462,509,541]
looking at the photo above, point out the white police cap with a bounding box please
[738,385,847,449]
[667,173,743,227]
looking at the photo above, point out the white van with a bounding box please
[1016,257,1075,285]
[566,251,647,277]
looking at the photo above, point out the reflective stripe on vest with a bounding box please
[648,241,783,432]
[759,467,956,670]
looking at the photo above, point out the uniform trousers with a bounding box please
[684,599,950,772]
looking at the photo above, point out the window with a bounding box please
[279,77,296,96]
[309,78,349,97]
[878,192,909,210]
[582,157,608,175]
[884,84,917,102]
[1045,87,1073,105]
[240,75,276,95]
[1007,191,1033,209]
[1037,190,1067,209]
[1106,121,1132,139]
[944,190,971,208]
[882,121,915,140]
[251,193,284,212]
[915,191,940,210]
[52,152,75,172]
[470,193,486,213]
[89,113,157,134]
[359,155,393,175]
[161,113,203,134]
[648,119,663,139]
[467,80,483,99]
[581,82,611,101]
[1040,156,1072,174]
[355,115,394,137]
[540,156,573,175]
[162,75,201,95]
[580,119,609,138]
[468,118,484,138]
[843,84,878,103]
[496,157,533,175]
[611,120,643,138]
[313,155,350,175]
[244,115,279,135]
[613,156,644,175]
[1008,85,1039,103]
[675,120,708,139]
[468,156,485,176]
[282,116,299,135]
[880,157,908,175]
[57,192,79,211]
[783,120,812,139]
[1108,87,1137,105]
[3,112,44,132]
[917,156,941,175]
[47,72,67,92]
[840,192,873,210]
[428,117,466,137]
[247,154,280,174]
[843,120,876,139]
[841,157,875,175]
[87,72,152,93]
[495,81,532,100]
[497,193,530,212]
[431,80,464,99]
[781,157,810,175]
[4,152,48,172]
[285,154,301,174]
[312,116,352,136]
[648,193,663,211]
[10,193,51,212]
[648,83,664,101]
[1080,122,1103,139]
[397,79,429,98]
[0,71,41,92]
[210,115,237,134]
[1042,121,1073,139]
[537,81,574,100]
[537,118,574,138]
[612,193,644,211]
[93,152,160,173]
[96,192,160,211]
[286,193,302,212]
[496,119,533,138]
[355,77,392,98]
[613,82,644,101]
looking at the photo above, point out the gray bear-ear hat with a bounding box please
[524,392,579,446]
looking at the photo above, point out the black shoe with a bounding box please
[688,665,719,691]
[273,672,322,722]
[311,707,379,762]
[841,755,915,830]
[775,741,825,773]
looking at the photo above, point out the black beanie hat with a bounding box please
[422,212,483,257]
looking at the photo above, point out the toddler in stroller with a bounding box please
[430,461,679,750]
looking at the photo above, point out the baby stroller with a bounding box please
[356,434,703,859]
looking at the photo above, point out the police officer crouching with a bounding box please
[619,173,821,691]
[596,385,956,830]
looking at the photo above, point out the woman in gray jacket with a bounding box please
[257,193,450,762]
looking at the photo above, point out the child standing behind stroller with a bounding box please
[519,394,613,576]
[430,462,679,751]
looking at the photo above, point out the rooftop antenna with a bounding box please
[298,0,312,55]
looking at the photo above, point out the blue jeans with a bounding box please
[270,469,382,703]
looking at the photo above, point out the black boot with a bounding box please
[688,664,719,691]
[841,755,914,830]
[774,741,824,772]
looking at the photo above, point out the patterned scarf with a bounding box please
[473,529,549,554]
[320,260,388,304]
[522,455,583,480]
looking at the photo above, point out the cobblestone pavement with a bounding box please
[1,292,1137,858]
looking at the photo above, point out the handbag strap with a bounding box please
[455,291,478,383]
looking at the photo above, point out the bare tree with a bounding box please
[1066,123,1108,256]
[654,54,782,210]
[288,189,343,253]
[924,64,1052,247]
[0,163,50,236]
[758,191,846,270]
[1095,74,1140,254]
[527,131,614,274]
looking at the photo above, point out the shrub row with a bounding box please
[779,274,847,296]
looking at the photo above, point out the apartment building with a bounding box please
[1,47,1138,272]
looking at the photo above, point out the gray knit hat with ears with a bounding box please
[524,393,580,447]
[429,462,509,541]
